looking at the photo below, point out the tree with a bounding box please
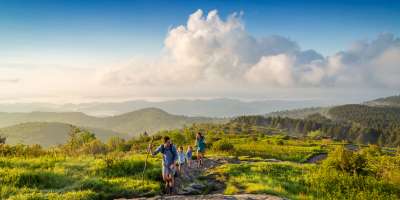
[64,130,97,155]
[0,135,6,144]
[81,139,107,155]
[107,136,128,152]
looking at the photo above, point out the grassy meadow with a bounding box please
[0,125,399,200]
[0,154,162,200]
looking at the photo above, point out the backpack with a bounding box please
[197,137,206,148]
[160,144,177,162]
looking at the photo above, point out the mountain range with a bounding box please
[1,95,399,147]
[0,107,222,137]
[0,98,332,117]
[0,122,127,147]
[364,95,400,107]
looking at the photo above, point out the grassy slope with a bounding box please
[0,155,161,199]
[0,122,125,147]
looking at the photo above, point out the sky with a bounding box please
[0,0,399,103]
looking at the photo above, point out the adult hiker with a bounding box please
[149,136,178,194]
[195,132,206,168]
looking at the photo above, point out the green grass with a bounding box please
[210,136,327,162]
[210,161,399,200]
[0,155,161,200]
[210,161,312,199]
[1,133,398,200]
[208,145,400,200]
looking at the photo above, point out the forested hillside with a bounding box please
[265,107,328,119]
[365,95,400,107]
[202,111,400,146]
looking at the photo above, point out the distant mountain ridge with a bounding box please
[364,95,400,107]
[0,98,331,117]
[0,108,222,136]
[0,122,124,147]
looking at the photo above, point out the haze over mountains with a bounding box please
[0,122,127,147]
[0,108,220,134]
[0,98,333,117]
[1,95,400,147]
[0,108,223,146]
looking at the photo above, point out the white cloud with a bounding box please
[99,10,400,90]
[99,9,310,86]
[1,9,399,102]
[244,54,295,86]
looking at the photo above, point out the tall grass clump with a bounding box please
[212,139,235,152]
[305,146,400,199]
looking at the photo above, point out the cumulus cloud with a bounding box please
[99,9,400,89]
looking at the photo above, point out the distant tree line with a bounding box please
[231,106,400,147]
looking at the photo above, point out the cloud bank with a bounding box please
[1,9,399,102]
[100,9,400,90]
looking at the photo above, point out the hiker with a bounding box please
[149,136,177,194]
[195,132,206,168]
[186,145,193,168]
[177,146,185,174]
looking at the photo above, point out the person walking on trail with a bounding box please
[177,146,185,174]
[186,146,193,168]
[195,132,206,168]
[149,136,177,194]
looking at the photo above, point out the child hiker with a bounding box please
[177,146,185,174]
[186,146,193,168]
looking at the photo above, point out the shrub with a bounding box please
[107,137,129,152]
[323,146,367,175]
[80,139,108,155]
[212,140,235,152]
[308,130,323,138]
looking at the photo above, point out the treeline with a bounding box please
[230,109,400,146]
[328,105,400,146]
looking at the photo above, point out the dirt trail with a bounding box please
[306,153,328,163]
[118,156,316,200]
[130,194,284,200]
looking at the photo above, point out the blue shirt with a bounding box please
[152,144,177,167]
[178,152,185,164]
[186,150,192,159]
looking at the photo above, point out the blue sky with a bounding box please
[0,0,399,102]
[1,0,399,57]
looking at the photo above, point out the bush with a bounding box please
[80,139,108,155]
[212,140,235,152]
[323,146,368,175]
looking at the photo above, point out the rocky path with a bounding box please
[118,155,329,200]
[130,194,285,200]
[173,157,228,195]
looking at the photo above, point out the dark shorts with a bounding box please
[162,165,175,177]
